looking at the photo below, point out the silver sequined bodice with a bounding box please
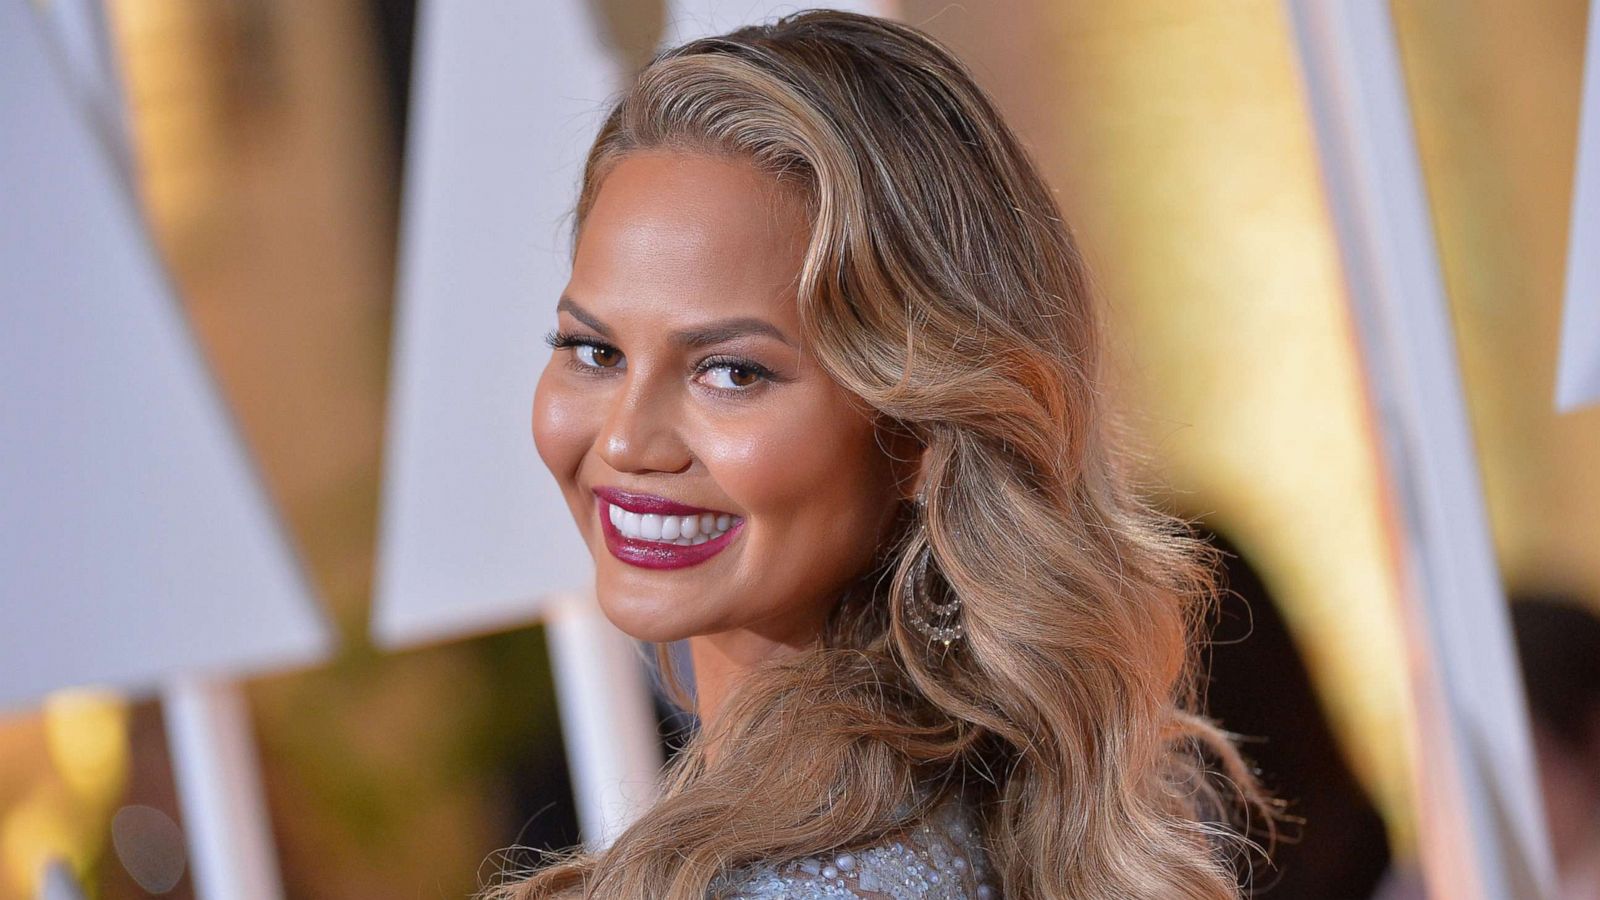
[711,795,999,899]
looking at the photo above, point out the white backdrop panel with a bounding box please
[1558,0,1600,413]
[0,0,330,712]
[371,0,621,647]
[665,0,889,44]
[1286,2,1556,896]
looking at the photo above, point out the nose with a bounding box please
[594,368,692,476]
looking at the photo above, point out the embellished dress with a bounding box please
[710,794,999,899]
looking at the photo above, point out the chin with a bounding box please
[595,587,703,644]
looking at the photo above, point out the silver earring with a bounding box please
[902,493,964,647]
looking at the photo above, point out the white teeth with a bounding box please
[608,503,737,545]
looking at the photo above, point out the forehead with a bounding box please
[568,151,812,323]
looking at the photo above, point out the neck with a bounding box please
[689,616,825,764]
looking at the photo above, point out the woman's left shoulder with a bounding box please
[712,795,999,899]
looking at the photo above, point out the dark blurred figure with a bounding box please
[1511,593,1600,898]
[1201,530,1393,898]
[1372,592,1600,899]
[366,0,415,155]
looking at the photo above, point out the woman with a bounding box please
[502,9,1265,898]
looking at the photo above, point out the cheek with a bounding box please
[701,392,895,555]
[532,364,590,481]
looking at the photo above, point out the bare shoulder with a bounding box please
[711,796,999,899]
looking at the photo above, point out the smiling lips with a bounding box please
[592,486,745,569]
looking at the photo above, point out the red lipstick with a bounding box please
[592,488,744,570]
[593,485,725,516]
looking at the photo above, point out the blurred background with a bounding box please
[2,0,1598,897]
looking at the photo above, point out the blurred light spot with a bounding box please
[111,805,186,894]
[43,687,129,803]
[1,786,77,898]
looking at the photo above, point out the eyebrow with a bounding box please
[557,296,795,348]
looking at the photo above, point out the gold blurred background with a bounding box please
[1,1,1595,897]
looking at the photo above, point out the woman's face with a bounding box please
[533,150,914,653]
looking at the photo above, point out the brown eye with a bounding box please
[698,361,768,391]
[576,344,623,369]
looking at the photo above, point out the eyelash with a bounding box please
[542,329,778,395]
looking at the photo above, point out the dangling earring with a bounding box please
[902,492,964,647]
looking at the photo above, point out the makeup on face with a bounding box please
[594,485,746,570]
[531,150,911,648]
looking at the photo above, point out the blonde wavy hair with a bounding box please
[489,9,1270,898]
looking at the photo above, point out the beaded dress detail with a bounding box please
[711,794,998,899]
